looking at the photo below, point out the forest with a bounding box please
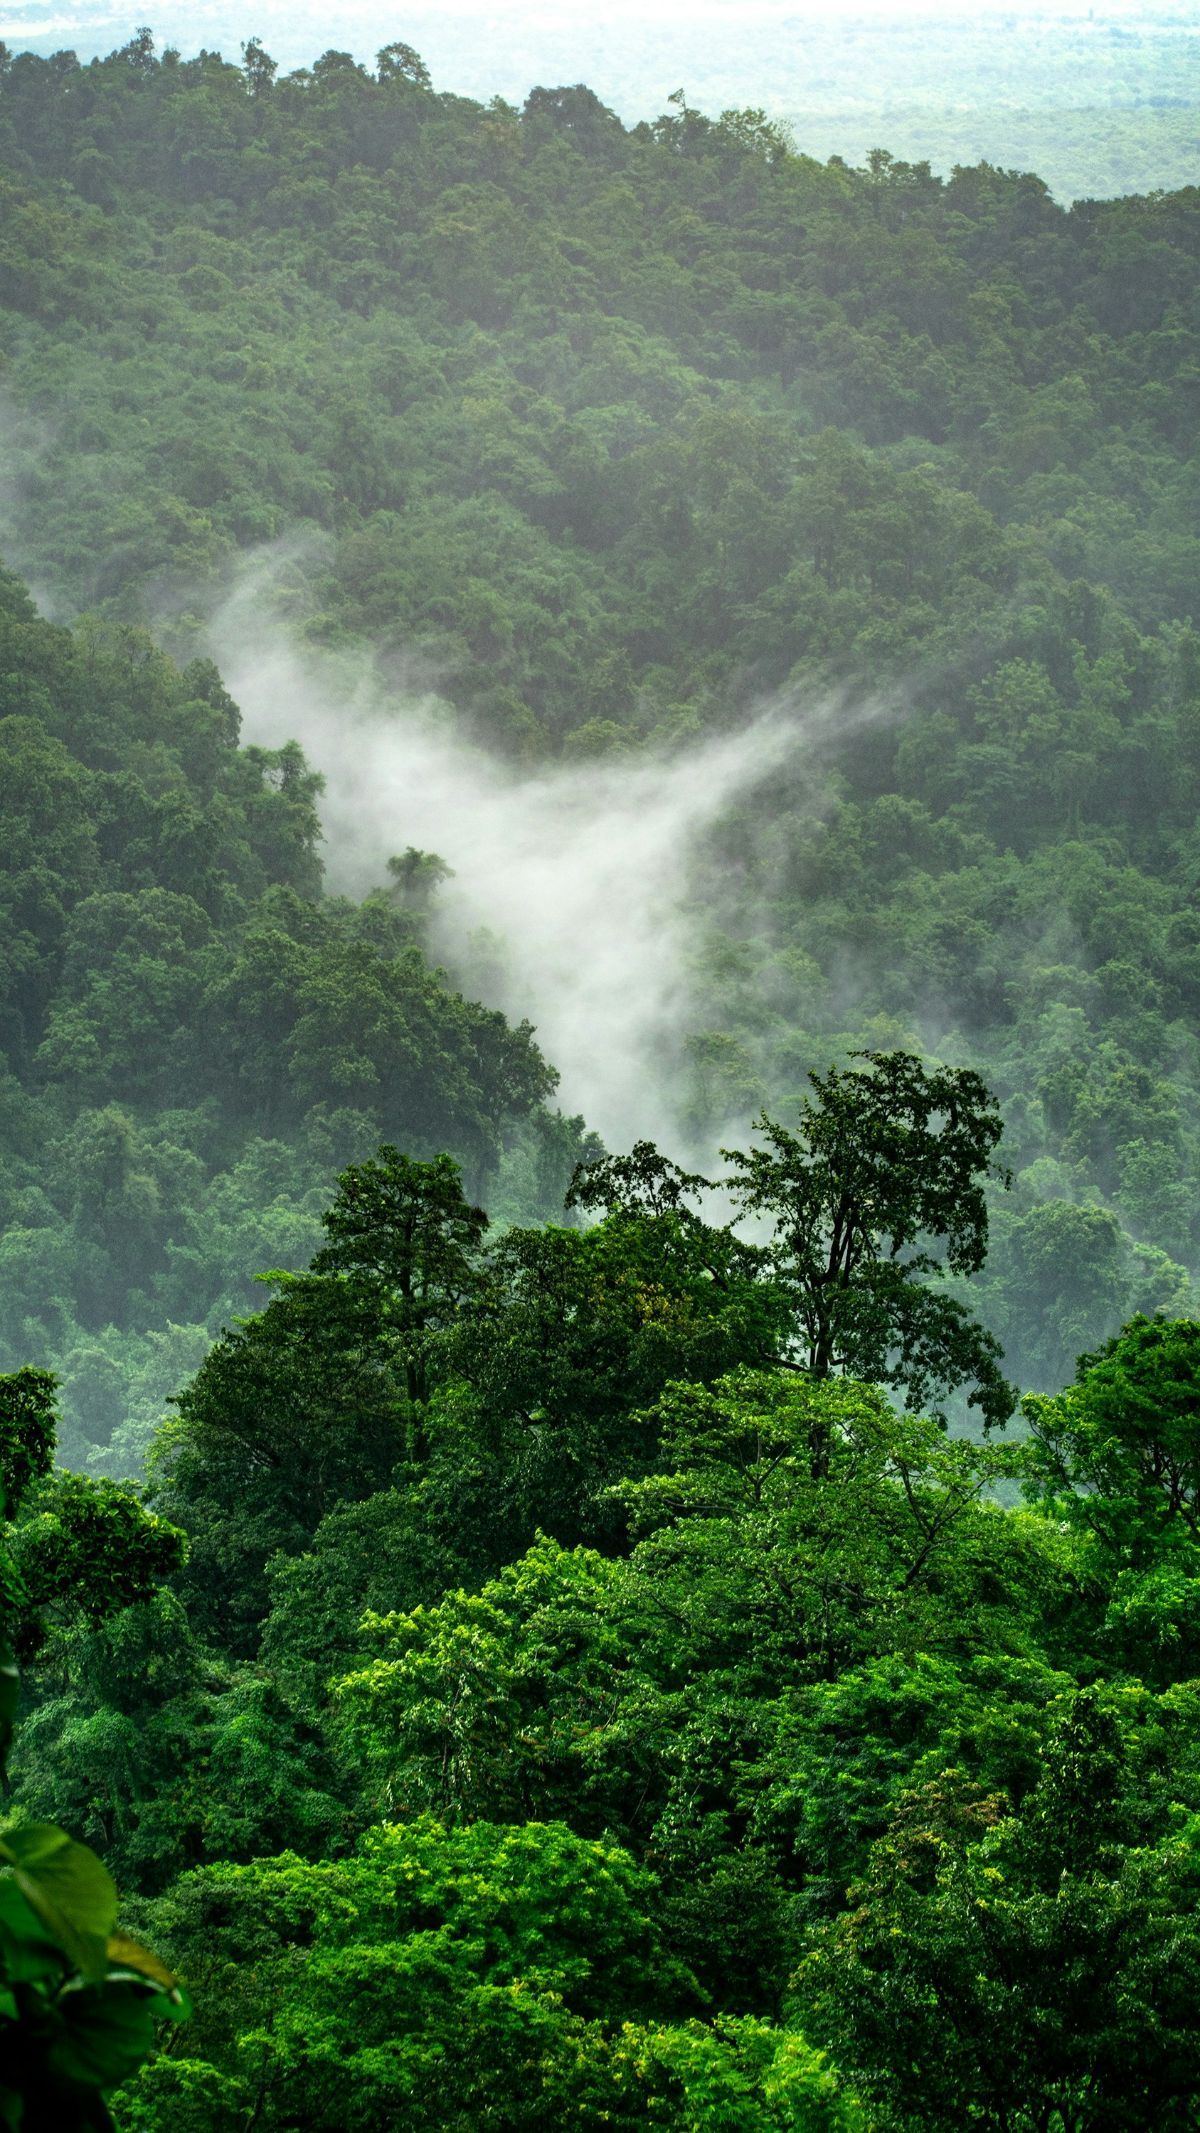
[15,4,1200,201]
[0,28,1199,2129]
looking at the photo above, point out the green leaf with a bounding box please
[103,1933,176,1991]
[0,1875,69,1984]
[0,1824,118,1981]
[47,1978,159,2091]
[105,1934,191,2015]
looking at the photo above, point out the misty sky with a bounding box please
[0,2,1174,30]
[2,0,1194,73]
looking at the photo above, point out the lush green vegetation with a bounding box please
[16,6,1200,201]
[0,1367,189,2130]
[0,561,583,1466]
[1,35,1199,1426]
[6,1122,1200,2127]
[1,31,1200,2129]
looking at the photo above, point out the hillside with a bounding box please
[1,34,1200,2133]
[1,37,1199,1427]
[10,4,1200,199]
[0,560,575,1467]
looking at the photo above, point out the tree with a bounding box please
[116,27,155,73]
[0,1368,57,1517]
[152,1274,409,1650]
[384,847,453,916]
[10,1592,348,1895]
[605,2018,862,2130]
[615,1371,1031,1687]
[240,37,277,95]
[313,1146,488,1407]
[1024,1315,1200,1557]
[570,1058,1014,1430]
[334,1533,621,1825]
[11,1471,185,1656]
[375,42,431,90]
[2,1368,184,1684]
[1023,1316,1200,1680]
[152,1151,489,1646]
[521,86,627,164]
[436,1191,784,1554]
[333,1371,1043,2007]
[723,1053,1014,1429]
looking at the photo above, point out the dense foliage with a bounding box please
[1,36,1198,1436]
[3,1135,1199,2128]
[0,1368,187,2130]
[12,8,1200,204]
[0,561,577,1463]
[1,30,1199,2129]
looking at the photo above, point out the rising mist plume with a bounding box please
[205,560,873,1154]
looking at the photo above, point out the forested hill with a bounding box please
[5,36,1200,2133]
[1,36,1200,1426]
[3,36,1199,688]
[0,560,571,1468]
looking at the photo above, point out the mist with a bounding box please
[205,566,855,1156]
[0,396,62,622]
